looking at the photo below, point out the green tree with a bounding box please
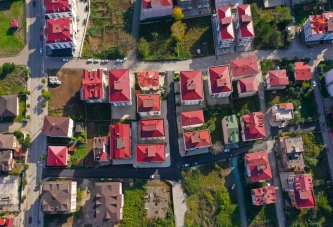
[41,78,46,84]
[40,155,45,160]
[22,179,28,186]
[117,33,136,57]
[260,11,271,23]
[10,167,21,175]
[2,62,12,74]
[21,195,26,201]
[24,164,29,171]
[171,21,186,42]
[137,38,150,58]
[273,6,292,24]
[41,89,51,100]
[38,180,43,186]
[316,196,332,212]
[173,6,184,21]
[269,30,282,48]
[22,134,31,148]
[287,63,294,73]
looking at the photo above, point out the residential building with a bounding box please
[230,55,259,79]
[0,95,18,117]
[251,186,277,206]
[237,77,258,98]
[137,94,161,117]
[141,0,172,20]
[109,69,132,106]
[140,119,165,140]
[47,146,69,167]
[294,62,311,82]
[279,136,305,170]
[183,130,211,151]
[41,181,77,214]
[180,0,191,10]
[137,71,160,91]
[325,68,333,97]
[198,0,209,8]
[44,0,77,20]
[240,112,266,141]
[110,124,131,159]
[208,65,232,98]
[94,182,124,224]
[180,110,204,129]
[180,70,204,105]
[234,5,255,46]
[45,17,77,50]
[244,150,272,182]
[81,69,107,103]
[136,144,166,162]
[303,12,333,43]
[0,134,17,150]
[272,103,294,122]
[215,7,235,48]
[0,150,14,174]
[93,137,109,163]
[0,218,13,227]
[42,116,74,138]
[222,115,239,145]
[265,69,289,90]
[287,174,315,209]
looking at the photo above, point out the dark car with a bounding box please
[32,1,36,7]
[29,217,32,224]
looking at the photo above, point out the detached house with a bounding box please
[93,137,109,164]
[136,144,166,163]
[222,115,239,145]
[140,119,165,140]
[42,116,74,138]
[0,134,17,150]
[252,186,276,206]
[180,70,204,105]
[230,55,259,79]
[0,95,18,117]
[180,110,204,129]
[272,103,294,122]
[215,7,235,48]
[303,12,333,43]
[137,71,160,91]
[184,130,211,151]
[44,0,77,20]
[81,69,107,103]
[279,136,305,170]
[47,146,69,167]
[0,150,15,174]
[294,62,312,82]
[240,112,266,141]
[110,124,131,159]
[234,4,255,46]
[208,65,232,98]
[141,0,173,20]
[265,70,289,90]
[109,69,132,106]
[244,150,272,182]
[137,94,161,117]
[287,174,315,209]
[237,77,258,98]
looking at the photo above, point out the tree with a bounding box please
[117,33,136,57]
[171,21,186,42]
[268,30,282,49]
[316,195,332,212]
[260,11,272,23]
[10,167,21,175]
[41,78,46,84]
[41,89,51,100]
[273,6,292,24]
[21,195,26,201]
[287,63,294,73]
[2,62,12,74]
[40,155,45,160]
[22,134,31,148]
[38,180,43,186]
[22,179,28,186]
[137,38,150,58]
[24,164,29,171]
[210,141,224,155]
[173,6,184,21]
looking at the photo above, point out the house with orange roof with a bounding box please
[137,94,161,117]
[93,137,109,164]
[294,62,312,82]
[272,103,294,122]
[183,130,211,151]
[110,124,131,159]
[251,186,276,206]
[287,174,315,209]
[141,0,173,20]
[215,7,235,48]
[81,69,107,103]
[136,144,166,162]
[180,110,204,129]
[303,12,333,43]
[237,77,258,98]
[208,65,232,98]
[265,69,289,90]
[180,70,204,105]
[244,150,272,182]
[137,71,160,91]
[47,146,69,166]
[240,112,266,141]
[109,69,132,106]
[140,119,165,140]
[234,4,255,47]
[230,55,259,79]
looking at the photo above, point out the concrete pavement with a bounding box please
[172,181,187,227]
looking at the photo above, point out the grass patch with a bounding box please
[232,95,260,117]
[68,145,86,168]
[0,65,28,95]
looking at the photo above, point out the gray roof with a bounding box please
[0,150,12,174]
[0,134,14,150]
[0,95,18,117]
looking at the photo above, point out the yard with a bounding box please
[138,16,214,60]
[86,103,111,121]
[0,64,28,95]
[232,95,261,117]
[182,162,241,227]
[0,0,26,55]
[81,0,134,59]
[68,145,86,168]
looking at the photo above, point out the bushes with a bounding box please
[260,59,273,75]
[137,38,150,59]
[42,89,51,100]
[22,134,31,148]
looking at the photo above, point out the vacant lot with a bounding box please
[0,65,27,95]
[48,69,85,117]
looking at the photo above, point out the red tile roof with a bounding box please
[230,55,259,77]
[294,62,312,81]
[268,70,289,87]
[238,77,258,93]
[180,70,203,101]
[0,218,13,227]
[237,4,255,38]
[293,174,315,208]
[45,18,73,44]
[110,124,131,159]
[109,69,131,103]
[44,0,72,14]
[137,94,161,113]
[245,150,272,182]
[136,144,166,162]
[218,7,235,40]
[81,69,104,100]
[10,19,18,28]
[252,186,277,206]
[279,103,294,110]
[181,110,204,127]
[184,130,211,150]
[137,71,159,88]
[208,65,232,94]
[143,0,172,9]
[140,119,165,139]
[242,112,266,140]
[47,146,68,166]
[42,116,72,137]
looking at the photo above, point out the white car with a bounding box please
[224,149,230,152]
[62,58,69,62]
[123,57,127,61]
[94,59,100,63]
[183,164,190,168]
[150,175,154,179]
[39,48,43,55]
[87,59,93,63]
[116,59,124,63]
[101,59,109,63]
[311,81,316,87]
[102,68,108,72]
[231,184,235,190]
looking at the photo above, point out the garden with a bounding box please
[232,95,261,117]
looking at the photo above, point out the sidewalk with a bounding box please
[0,122,31,133]
[172,181,187,227]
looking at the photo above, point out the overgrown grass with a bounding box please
[232,95,260,117]
[68,145,86,168]
[0,65,28,95]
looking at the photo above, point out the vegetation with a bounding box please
[294,2,329,26]
[22,179,28,186]
[41,89,51,100]
[38,180,43,186]
[41,78,46,84]
[76,188,83,201]
[233,95,260,117]
[10,167,21,175]
[40,155,45,160]
[0,63,28,95]
[68,146,86,168]
[21,195,26,201]
[317,58,333,99]
[173,6,184,21]
[24,164,29,171]
[22,134,31,148]
[14,131,24,143]
[210,141,224,154]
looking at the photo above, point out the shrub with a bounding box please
[40,155,45,160]
[316,195,332,213]
[41,89,51,100]
[171,21,186,42]
[41,78,46,84]
[10,167,21,175]
[38,180,43,186]
[173,6,184,21]
[21,195,26,201]
[26,115,30,119]
[26,104,30,108]
[137,38,150,59]
[24,164,29,171]
[22,134,31,148]
[22,179,28,186]
[42,103,46,108]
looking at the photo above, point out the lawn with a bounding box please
[68,145,87,168]
[232,95,260,117]
[138,16,214,60]
[182,162,241,227]
[0,64,28,95]
[0,0,26,55]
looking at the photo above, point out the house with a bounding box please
[41,181,77,214]
[180,0,191,10]
[136,144,166,162]
[215,7,235,48]
[93,137,109,163]
[81,69,107,103]
[137,94,161,117]
[180,110,204,129]
[234,5,255,46]
[251,186,276,206]
[137,71,160,91]
[230,55,259,79]
[140,119,165,140]
[272,103,294,122]
[265,70,289,90]
[0,218,13,227]
[109,69,132,106]
[0,134,17,150]
[47,146,69,167]
[0,150,14,174]
[198,0,209,9]
[303,12,333,43]
[42,116,74,138]
[110,124,131,159]
[0,95,18,117]
[208,65,232,98]
[180,70,204,105]
[141,0,172,20]
[237,77,258,98]
[287,174,315,209]
[240,112,266,141]
[294,62,311,82]
[222,115,239,145]
[325,68,333,97]
[10,19,18,28]
[45,18,77,50]
[183,130,211,151]
[244,150,272,182]
[94,182,124,224]
[279,136,305,170]
[44,0,77,20]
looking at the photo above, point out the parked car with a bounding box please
[224,148,230,152]
[116,59,124,63]
[101,59,109,63]
[123,57,127,61]
[94,59,100,63]
[62,58,69,62]
[87,59,93,63]
[231,184,235,190]
[311,81,316,87]
[150,175,155,179]
[183,164,190,168]
[29,217,32,224]
[83,19,87,25]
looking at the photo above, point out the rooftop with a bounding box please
[93,137,109,162]
[42,116,72,137]
[252,186,276,206]
[280,136,304,154]
[267,70,289,87]
[81,69,104,100]
[47,146,68,166]
[230,55,259,77]
[308,12,333,35]
[237,4,255,38]
[272,103,294,121]
[137,71,160,88]
[140,119,165,139]
[238,77,258,93]
[142,0,172,9]
[294,62,311,81]
[137,94,161,113]
[180,70,204,101]
[44,0,72,14]
[184,130,211,150]
[110,124,131,159]
[245,150,272,182]
[109,69,131,103]
[136,144,166,162]
[0,134,15,150]
[180,110,204,127]
[292,174,315,209]
[222,115,239,144]
[45,18,73,44]
[242,112,266,141]
[0,95,18,117]
[208,65,232,94]
[217,7,235,40]
[0,150,13,174]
